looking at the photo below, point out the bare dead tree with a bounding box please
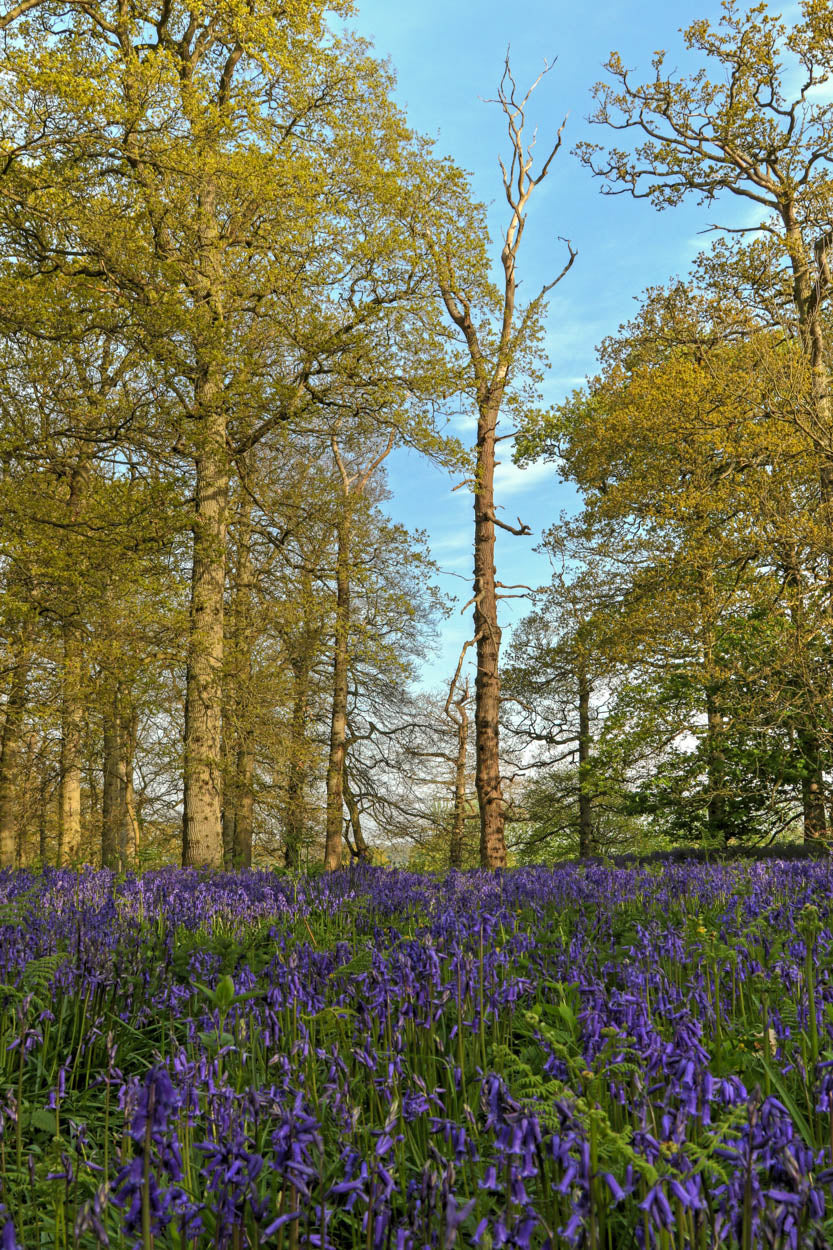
[428,55,575,867]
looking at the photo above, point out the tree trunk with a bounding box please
[324,509,350,871]
[449,694,469,871]
[221,756,236,869]
[284,657,311,870]
[101,687,121,870]
[38,766,50,866]
[230,469,255,869]
[234,738,254,868]
[58,455,89,867]
[119,707,138,871]
[58,621,83,865]
[0,627,30,867]
[182,365,228,869]
[474,403,506,869]
[577,656,594,858]
[17,732,39,867]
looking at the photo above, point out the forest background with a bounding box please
[0,0,830,873]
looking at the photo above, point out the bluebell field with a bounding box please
[0,860,832,1248]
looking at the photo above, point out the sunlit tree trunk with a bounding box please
[58,621,83,865]
[38,766,50,866]
[232,471,255,869]
[472,401,507,868]
[0,625,30,867]
[182,362,229,869]
[221,747,236,869]
[284,657,311,870]
[234,738,254,869]
[101,686,122,870]
[323,429,394,871]
[324,507,350,871]
[58,457,89,866]
[119,707,139,871]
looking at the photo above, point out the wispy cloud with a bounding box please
[493,458,557,497]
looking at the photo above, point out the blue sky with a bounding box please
[347,0,758,692]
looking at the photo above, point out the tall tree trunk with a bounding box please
[101,686,121,870]
[324,508,350,871]
[17,732,39,866]
[0,626,30,867]
[58,456,89,867]
[284,657,311,870]
[473,403,507,868]
[182,366,228,869]
[234,738,254,868]
[231,467,255,869]
[577,655,594,858]
[221,752,236,869]
[58,621,83,865]
[119,707,138,871]
[38,766,50,866]
[449,686,469,871]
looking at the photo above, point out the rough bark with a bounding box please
[284,657,311,870]
[0,626,30,867]
[58,456,89,866]
[16,732,39,867]
[119,707,138,871]
[101,688,122,870]
[473,403,507,869]
[577,655,594,858]
[221,761,236,870]
[38,767,49,866]
[182,363,229,869]
[231,471,255,869]
[58,621,83,865]
[324,507,350,871]
[234,738,254,868]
